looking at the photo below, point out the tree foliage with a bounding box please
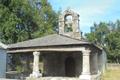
[0,0,58,44]
[85,20,120,63]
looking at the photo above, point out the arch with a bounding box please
[65,57,76,77]
[65,15,73,21]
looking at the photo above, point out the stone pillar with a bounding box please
[94,53,98,74]
[30,51,42,78]
[79,50,91,80]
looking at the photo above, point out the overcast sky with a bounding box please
[48,0,120,34]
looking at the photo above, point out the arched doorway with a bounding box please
[65,57,76,77]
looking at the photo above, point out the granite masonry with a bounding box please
[7,9,107,80]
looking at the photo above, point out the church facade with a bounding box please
[7,9,107,80]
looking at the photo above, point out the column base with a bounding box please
[79,74,91,80]
[29,71,42,78]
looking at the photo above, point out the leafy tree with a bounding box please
[85,32,97,43]
[0,0,58,44]
[86,22,109,46]
[85,21,120,63]
[105,31,120,63]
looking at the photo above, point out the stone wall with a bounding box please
[42,51,82,77]
[59,9,81,40]
[0,49,7,78]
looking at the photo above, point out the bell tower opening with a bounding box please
[59,9,81,40]
[64,15,73,32]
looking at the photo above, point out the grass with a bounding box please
[102,68,120,80]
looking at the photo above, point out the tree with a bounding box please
[85,21,120,63]
[0,0,58,44]
[105,31,120,63]
[85,22,109,46]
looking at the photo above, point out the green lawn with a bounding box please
[102,68,120,80]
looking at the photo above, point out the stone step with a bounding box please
[39,77,79,80]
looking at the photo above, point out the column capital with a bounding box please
[82,49,91,56]
[33,51,40,56]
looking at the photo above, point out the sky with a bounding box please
[48,0,120,34]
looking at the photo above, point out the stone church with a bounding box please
[7,9,107,80]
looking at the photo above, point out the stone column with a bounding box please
[79,50,91,80]
[30,51,42,78]
[94,53,98,74]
